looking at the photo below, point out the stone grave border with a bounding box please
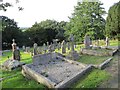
[22,52,93,88]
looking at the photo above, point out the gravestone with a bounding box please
[2,39,25,71]
[58,42,61,50]
[106,37,109,47]
[69,34,74,51]
[61,40,66,54]
[67,34,79,60]
[43,43,47,53]
[12,39,20,61]
[26,47,30,53]
[13,47,20,61]
[22,45,25,52]
[67,42,70,50]
[47,42,49,49]
[33,43,38,55]
[37,47,42,54]
[84,34,91,49]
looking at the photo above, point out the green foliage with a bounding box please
[64,0,106,42]
[25,20,66,46]
[105,1,120,39]
[2,16,23,50]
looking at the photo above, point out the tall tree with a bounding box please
[105,1,120,39]
[64,0,106,42]
[25,19,66,46]
[2,16,22,49]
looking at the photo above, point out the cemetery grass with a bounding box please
[78,55,112,65]
[72,69,110,88]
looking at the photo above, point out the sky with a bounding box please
[0,0,120,27]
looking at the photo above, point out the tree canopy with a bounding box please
[64,0,106,42]
[105,1,120,39]
[2,16,22,49]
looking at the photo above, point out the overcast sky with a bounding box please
[0,0,119,27]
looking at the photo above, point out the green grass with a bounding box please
[78,55,111,65]
[72,69,110,88]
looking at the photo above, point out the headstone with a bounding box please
[43,43,47,53]
[33,43,38,55]
[84,34,91,49]
[26,47,30,53]
[13,47,20,61]
[22,45,25,52]
[48,44,53,53]
[61,40,66,54]
[67,34,79,60]
[11,39,20,61]
[106,37,109,47]
[58,42,61,50]
[67,42,70,50]
[69,34,74,51]
[47,42,49,49]
[37,47,42,54]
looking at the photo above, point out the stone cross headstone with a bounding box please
[61,40,66,54]
[33,43,38,55]
[12,39,17,52]
[84,34,91,49]
[11,39,20,61]
[13,47,20,61]
[106,37,109,47]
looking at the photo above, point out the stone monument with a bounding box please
[12,39,20,61]
[43,43,47,53]
[84,34,91,49]
[67,34,79,60]
[33,43,38,55]
[61,40,66,54]
[106,37,109,47]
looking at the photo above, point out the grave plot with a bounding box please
[80,47,118,56]
[22,52,92,88]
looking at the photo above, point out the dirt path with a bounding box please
[98,51,119,88]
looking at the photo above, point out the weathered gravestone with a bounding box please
[25,47,30,53]
[12,39,20,61]
[106,37,109,47]
[33,43,38,55]
[37,47,42,54]
[61,40,66,54]
[22,45,25,52]
[58,42,61,50]
[2,39,25,71]
[84,34,91,49]
[43,43,47,53]
[67,34,79,60]
[67,42,70,50]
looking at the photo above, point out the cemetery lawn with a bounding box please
[78,55,112,65]
[72,69,110,88]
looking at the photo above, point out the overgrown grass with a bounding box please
[78,55,111,65]
[72,69,110,88]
